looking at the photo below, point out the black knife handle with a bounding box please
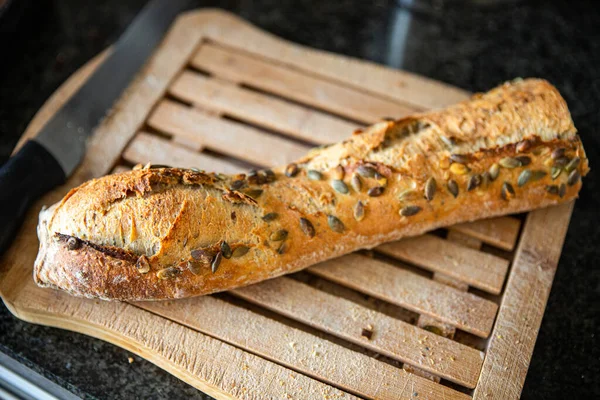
[0,140,66,255]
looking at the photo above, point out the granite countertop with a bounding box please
[0,0,598,398]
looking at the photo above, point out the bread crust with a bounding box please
[33,79,589,301]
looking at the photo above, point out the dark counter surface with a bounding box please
[0,0,598,398]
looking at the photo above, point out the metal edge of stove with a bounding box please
[0,351,81,400]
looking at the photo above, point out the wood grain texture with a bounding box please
[139,295,470,399]
[13,280,356,400]
[169,70,360,144]
[148,99,310,166]
[232,277,484,388]
[123,132,246,174]
[309,254,497,338]
[191,43,411,123]
[377,234,510,295]
[473,202,574,400]
[0,9,575,400]
[452,217,522,251]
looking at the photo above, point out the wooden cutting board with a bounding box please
[0,10,574,400]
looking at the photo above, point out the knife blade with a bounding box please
[0,0,193,255]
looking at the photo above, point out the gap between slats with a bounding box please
[135,296,472,399]
[169,70,361,145]
[191,42,417,124]
[309,254,497,338]
[231,277,483,388]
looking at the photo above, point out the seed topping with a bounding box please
[67,237,80,250]
[501,182,515,201]
[191,249,214,264]
[331,179,349,194]
[516,139,532,153]
[136,255,150,274]
[307,170,322,181]
[327,215,345,233]
[354,201,365,221]
[299,218,316,238]
[221,242,232,259]
[262,212,278,222]
[211,252,222,273]
[285,163,299,177]
[350,173,362,192]
[565,157,580,173]
[187,261,202,275]
[368,186,385,197]
[567,170,580,186]
[489,163,500,181]
[424,177,436,201]
[551,167,562,180]
[450,154,469,164]
[357,165,376,178]
[277,241,288,255]
[467,174,482,191]
[270,230,289,241]
[517,170,532,187]
[400,205,422,217]
[447,180,459,198]
[157,267,180,280]
[551,148,565,159]
[559,183,567,198]
[499,157,521,169]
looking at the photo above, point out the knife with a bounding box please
[0,0,193,255]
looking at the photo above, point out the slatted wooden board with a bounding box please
[0,10,575,400]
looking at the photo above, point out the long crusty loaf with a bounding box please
[34,79,588,301]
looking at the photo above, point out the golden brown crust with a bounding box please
[33,78,589,301]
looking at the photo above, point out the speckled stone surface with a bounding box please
[0,0,598,399]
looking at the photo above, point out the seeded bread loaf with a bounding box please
[34,78,588,301]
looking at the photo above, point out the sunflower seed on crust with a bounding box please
[424,177,436,201]
[499,157,521,169]
[567,170,580,186]
[354,201,365,221]
[136,255,150,274]
[467,174,482,191]
[489,163,500,181]
[157,267,180,280]
[447,180,459,198]
[350,173,362,192]
[331,180,349,194]
[327,215,345,233]
[501,182,515,200]
[400,205,422,217]
[367,186,384,197]
[211,252,222,273]
[299,218,316,237]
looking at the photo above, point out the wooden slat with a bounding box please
[405,231,483,382]
[452,217,522,251]
[232,277,485,388]
[200,11,470,109]
[148,100,310,167]
[111,165,131,174]
[122,132,245,174]
[192,43,414,124]
[140,295,470,400]
[473,202,574,400]
[309,254,497,338]
[169,71,360,144]
[377,234,510,295]
[13,283,356,400]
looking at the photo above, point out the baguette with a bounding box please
[34,79,588,301]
